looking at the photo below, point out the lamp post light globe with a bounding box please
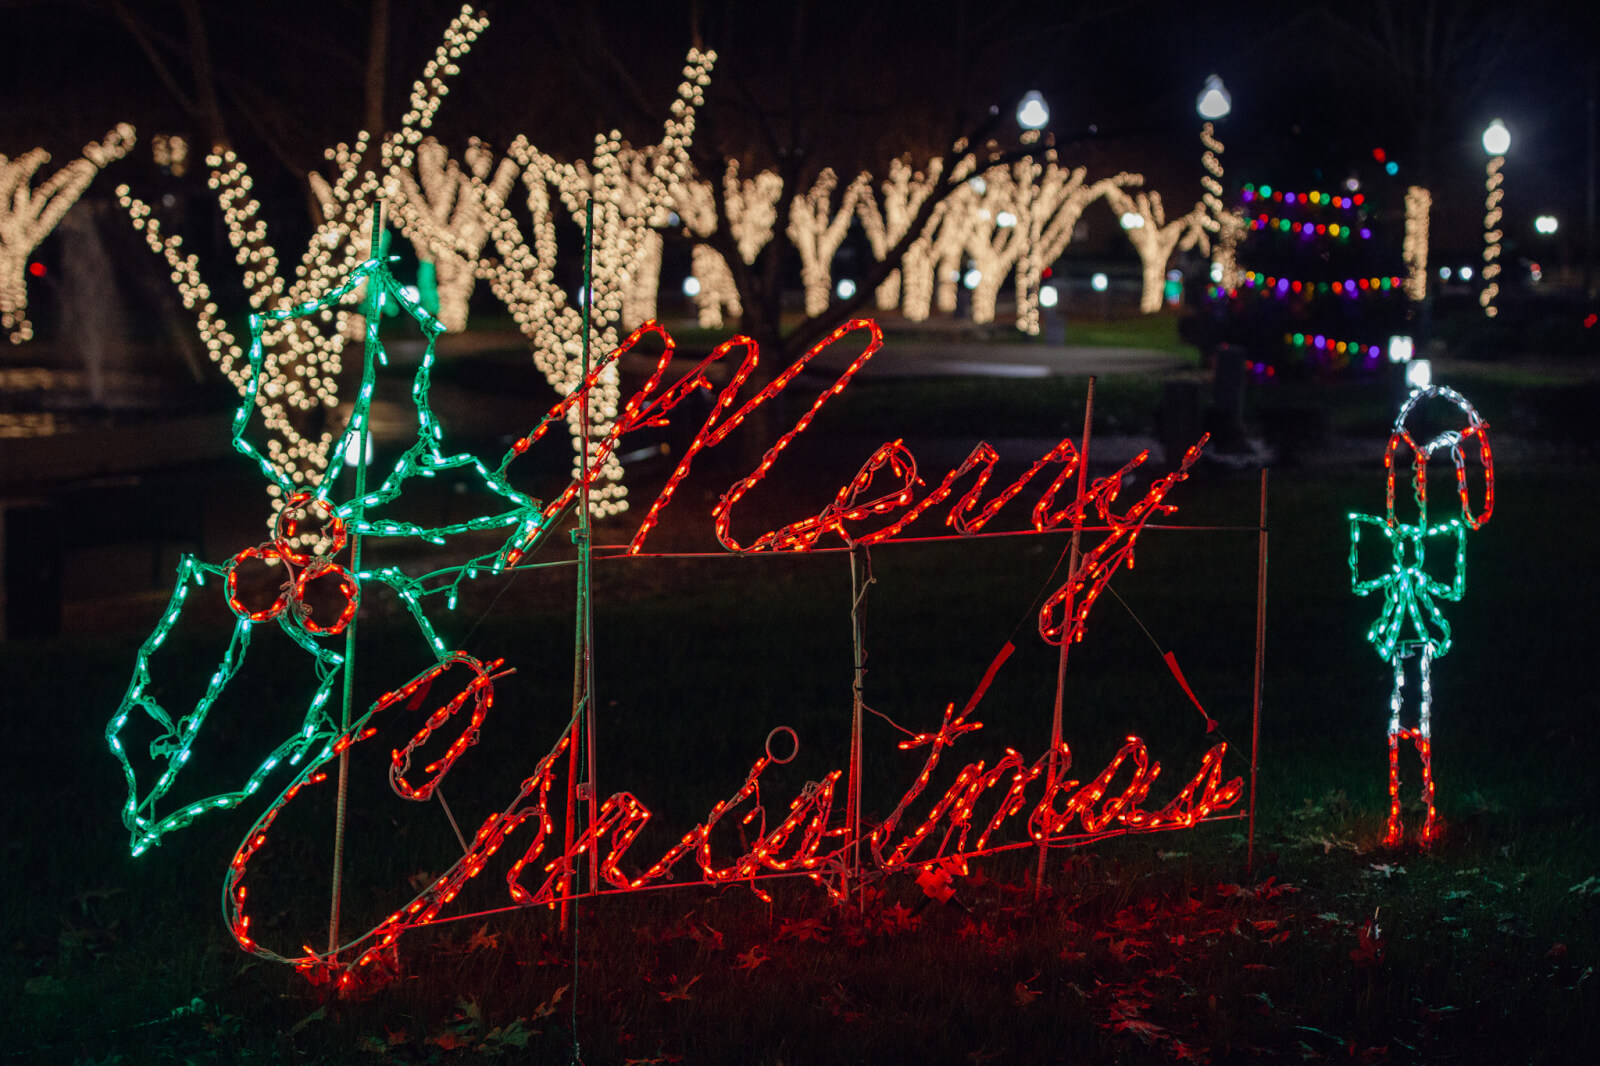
[1482,119,1510,157]
[1197,74,1231,120]
[1017,91,1049,131]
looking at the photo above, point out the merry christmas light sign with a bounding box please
[107,250,1247,985]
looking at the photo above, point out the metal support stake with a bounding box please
[562,196,600,933]
[1036,377,1095,896]
[847,542,871,909]
[329,206,386,957]
[1247,468,1268,873]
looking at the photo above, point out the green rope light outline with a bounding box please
[107,250,557,856]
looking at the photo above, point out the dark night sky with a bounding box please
[2,0,1594,262]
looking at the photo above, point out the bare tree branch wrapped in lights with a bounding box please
[854,156,943,310]
[1105,186,1209,314]
[1,124,135,344]
[387,137,520,332]
[475,48,716,517]
[1010,166,1140,331]
[787,168,871,316]
[1403,185,1431,303]
[114,5,490,522]
[675,162,783,328]
[1199,122,1244,288]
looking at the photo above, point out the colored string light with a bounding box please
[1247,214,1372,240]
[1242,272,1401,299]
[1240,183,1365,210]
[1282,332,1384,371]
[1349,386,1493,846]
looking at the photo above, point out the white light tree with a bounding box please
[387,136,520,332]
[474,48,715,517]
[675,161,783,328]
[1013,166,1141,332]
[1104,186,1209,314]
[117,7,490,520]
[1,125,135,343]
[854,156,943,311]
[787,168,870,316]
[963,165,1035,326]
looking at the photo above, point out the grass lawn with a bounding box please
[2,350,1596,1064]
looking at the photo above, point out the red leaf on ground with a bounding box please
[777,917,829,943]
[1112,1016,1167,1044]
[658,974,701,1002]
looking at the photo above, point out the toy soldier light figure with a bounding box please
[1348,385,1493,847]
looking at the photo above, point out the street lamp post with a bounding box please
[1013,90,1051,335]
[1198,74,1237,288]
[1481,118,1510,318]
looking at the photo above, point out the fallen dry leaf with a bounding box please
[658,974,701,1002]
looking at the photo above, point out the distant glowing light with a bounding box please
[1534,215,1558,235]
[1387,335,1413,363]
[1016,91,1050,130]
[1039,285,1059,309]
[682,276,701,298]
[1459,265,1473,281]
[1091,272,1109,293]
[1482,119,1510,156]
[1405,358,1432,390]
[1439,267,1453,280]
[1120,212,1145,230]
[835,278,857,300]
[1196,74,1231,120]
[963,268,982,290]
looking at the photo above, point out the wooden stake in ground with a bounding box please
[1037,376,1095,896]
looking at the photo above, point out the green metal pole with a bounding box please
[329,205,385,956]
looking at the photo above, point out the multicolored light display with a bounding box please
[1240,184,1364,210]
[1348,385,1493,847]
[1283,332,1383,371]
[108,224,1254,986]
[1243,272,1401,299]
[1247,215,1372,241]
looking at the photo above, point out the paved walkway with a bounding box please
[810,339,1189,379]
